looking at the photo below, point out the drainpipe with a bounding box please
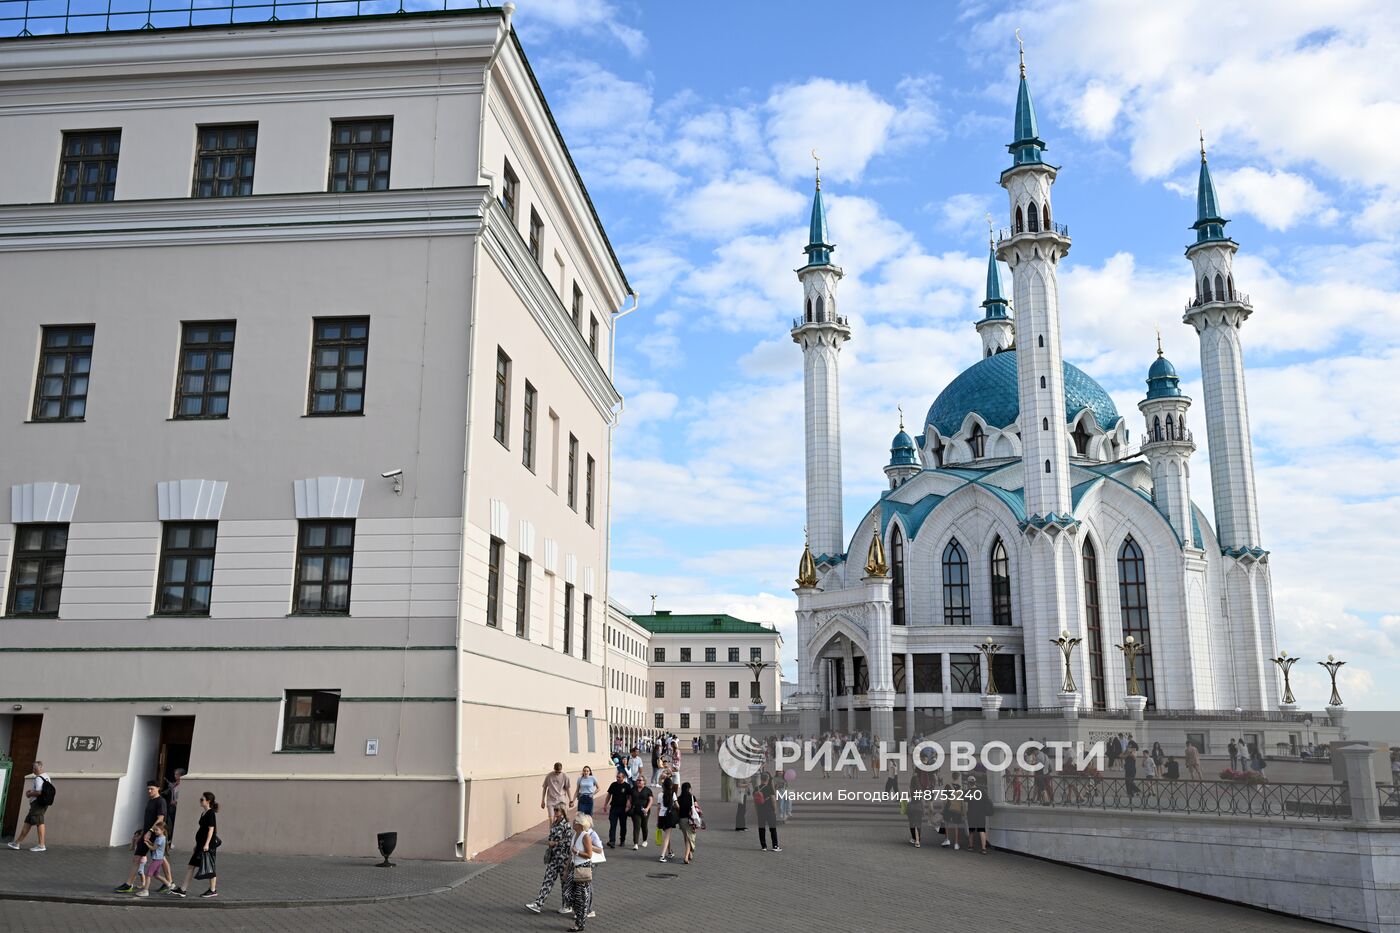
[453,0,515,861]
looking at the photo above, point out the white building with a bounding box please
[634,611,782,745]
[0,7,631,859]
[603,600,654,749]
[789,52,1279,740]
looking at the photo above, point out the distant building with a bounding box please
[603,600,654,749]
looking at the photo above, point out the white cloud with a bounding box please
[1211,167,1335,231]
[1074,81,1122,139]
[935,192,995,235]
[671,173,806,239]
[515,0,647,57]
[765,78,936,183]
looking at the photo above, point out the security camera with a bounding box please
[381,469,403,478]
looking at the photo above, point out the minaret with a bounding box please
[976,224,1015,358]
[997,37,1072,524]
[884,409,920,489]
[1137,336,1196,544]
[792,161,850,561]
[1183,131,1262,554]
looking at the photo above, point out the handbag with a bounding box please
[573,865,593,883]
[654,827,663,846]
[194,849,217,880]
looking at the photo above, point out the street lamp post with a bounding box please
[1318,654,1345,708]
[1116,635,1146,722]
[975,637,1004,720]
[745,660,771,706]
[1049,630,1081,694]
[1270,650,1298,707]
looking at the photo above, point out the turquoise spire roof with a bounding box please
[804,173,834,267]
[1146,341,1183,399]
[980,241,1009,320]
[1192,133,1229,244]
[889,411,917,467]
[1008,47,1046,166]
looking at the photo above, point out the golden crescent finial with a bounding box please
[1197,120,1206,162]
[811,148,821,188]
[898,404,904,431]
[1016,28,1025,76]
[1156,327,1163,357]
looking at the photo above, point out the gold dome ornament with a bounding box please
[796,541,819,589]
[864,532,889,578]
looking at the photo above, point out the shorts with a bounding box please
[24,804,47,826]
[144,858,166,877]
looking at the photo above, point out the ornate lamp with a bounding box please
[1318,654,1345,707]
[1050,629,1081,694]
[745,659,771,705]
[1116,635,1144,697]
[975,637,1003,695]
[1270,650,1298,705]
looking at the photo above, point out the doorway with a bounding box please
[158,717,194,792]
[2,715,43,837]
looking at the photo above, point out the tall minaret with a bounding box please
[1137,337,1196,544]
[976,224,1015,358]
[997,37,1072,523]
[792,162,850,561]
[1183,132,1262,553]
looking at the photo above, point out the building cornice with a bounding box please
[0,187,486,250]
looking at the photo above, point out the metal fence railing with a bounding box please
[1,0,489,39]
[1005,773,1353,821]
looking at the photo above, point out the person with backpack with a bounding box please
[6,760,54,851]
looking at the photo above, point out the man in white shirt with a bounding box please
[625,748,642,785]
[6,761,51,851]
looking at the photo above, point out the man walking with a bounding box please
[6,760,53,851]
[541,762,573,814]
[603,769,632,848]
[115,782,168,893]
[626,747,643,785]
[166,768,185,850]
[1184,742,1202,781]
[1227,739,1239,771]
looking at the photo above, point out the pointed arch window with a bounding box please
[968,424,986,458]
[891,526,907,626]
[1214,274,1225,302]
[1152,416,1162,442]
[1165,414,1175,439]
[1083,540,1106,709]
[1227,274,1235,299]
[932,436,945,469]
[1027,201,1040,232]
[1072,420,1093,457]
[942,538,971,625]
[990,537,1012,626]
[815,295,825,322]
[1202,276,1213,302]
[1117,536,1155,707]
[1043,203,1051,230]
[1042,417,1049,431]
[1015,206,1024,233]
[1039,375,1047,389]
[805,297,813,322]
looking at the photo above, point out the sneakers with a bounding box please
[29,845,46,852]
[641,840,649,848]
[940,841,952,848]
[632,844,638,850]
[6,842,20,850]
[771,846,782,852]
[167,887,185,897]
[156,883,172,893]
[114,884,136,894]
[200,889,219,898]
[135,889,150,898]
[558,906,575,914]
[954,843,960,850]
[587,911,597,918]
[524,902,541,914]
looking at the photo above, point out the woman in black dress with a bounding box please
[173,791,219,898]
[754,771,780,852]
[656,778,679,863]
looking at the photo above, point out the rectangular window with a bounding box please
[294,520,355,614]
[328,118,392,192]
[728,712,739,729]
[56,130,120,203]
[655,713,664,729]
[193,123,257,198]
[654,681,664,698]
[653,646,665,663]
[585,455,596,526]
[563,583,574,655]
[705,712,716,729]
[528,208,543,262]
[705,647,716,663]
[567,706,578,754]
[750,647,761,662]
[521,381,537,470]
[679,713,690,730]
[582,594,592,662]
[729,681,739,699]
[680,681,691,699]
[5,524,68,616]
[705,681,715,699]
[515,555,531,638]
[589,314,599,358]
[913,654,942,693]
[567,435,579,510]
[154,521,217,616]
[1185,732,1206,754]
[727,647,739,663]
[950,653,981,693]
[548,411,561,492]
[32,325,95,422]
[307,317,369,415]
[494,349,511,445]
[174,321,236,419]
[282,689,340,752]
[486,537,503,628]
[571,283,583,330]
[680,647,691,663]
[991,654,1017,696]
[501,159,519,223]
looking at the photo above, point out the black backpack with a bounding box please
[38,776,56,806]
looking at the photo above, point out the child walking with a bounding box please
[136,821,169,897]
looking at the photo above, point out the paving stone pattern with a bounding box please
[0,753,1321,932]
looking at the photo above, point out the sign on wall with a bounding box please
[65,736,102,752]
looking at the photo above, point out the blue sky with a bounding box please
[514,0,1400,708]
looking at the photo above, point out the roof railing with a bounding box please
[1185,292,1252,311]
[996,220,1069,243]
[792,314,850,330]
[2,0,488,39]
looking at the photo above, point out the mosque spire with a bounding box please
[1009,28,1045,167]
[804,150,834,266]
[976,216,1015,357]
[1193,125,1228,244]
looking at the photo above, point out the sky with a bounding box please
[511,0,1400,709]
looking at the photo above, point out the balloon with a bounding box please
[784,769,796,782]
[752,791,765,806]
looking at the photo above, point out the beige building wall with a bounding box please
[603,601,654,747]
[0,10,628,861]
[641,622,783,744]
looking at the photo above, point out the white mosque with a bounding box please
[788,52,1280,740]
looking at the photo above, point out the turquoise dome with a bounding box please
[1146,354,1183,399]
[926,350,1121,437]
[889,429,917,466]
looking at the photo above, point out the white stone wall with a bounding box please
[797,326,848,559]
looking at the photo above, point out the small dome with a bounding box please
[889,429,917,467]
[926,350,1121,437]
[1148,355,1177,381]
[1146,353,1183,399]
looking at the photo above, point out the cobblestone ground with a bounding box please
[0,754,1323,932]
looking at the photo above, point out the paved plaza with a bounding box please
[0,753,1326,932]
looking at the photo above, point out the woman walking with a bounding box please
[754,771,781,852]
[907,767,934,847]
[940,793,967,851]
[656,777,679,862]
[171,792,218,898]
[525,804,573,915]
[966,777,993,854]
[733,776,749,831]
[567,815,600,932]
[677,781,698,864]
[575,766,598,817]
